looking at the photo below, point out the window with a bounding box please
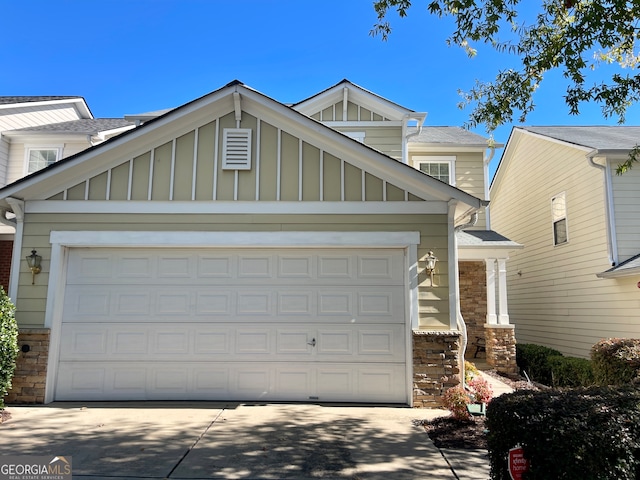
[26,147,62,174]
[552,192,568,245]
[414,156,456,185]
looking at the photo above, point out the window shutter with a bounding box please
[222,128,252,170]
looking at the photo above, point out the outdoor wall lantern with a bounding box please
[425,251,438,287]
[26,249,42,285]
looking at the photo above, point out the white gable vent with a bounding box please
[222,128,252,170]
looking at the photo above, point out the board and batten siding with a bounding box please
[15,213,450,330]
[46,112,418,203]
[490,133,640,358]
[410,151,487,229]
[610,165,640,262]
[0,104,82,131]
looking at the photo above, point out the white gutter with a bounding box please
[483,138,497,229]
[5,197,24,302]
[587,150,617,266]
[449,199,467,384]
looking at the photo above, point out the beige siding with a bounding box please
[610,165,640,262]
[16,213,450,330]
[490,133,639,357]
[51,113,415,203]
[410,151,487,228]
[336,126,403,160]
[0,138,8,187]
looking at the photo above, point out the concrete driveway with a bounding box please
[0,402,488,479]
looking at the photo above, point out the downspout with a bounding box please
[483,137,497,229]
[454,211,479,232]
[587,151,617,266]
[448,200,466,385]
[5,197,25,302]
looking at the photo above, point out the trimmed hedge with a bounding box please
[592,338,640,386]
[486,385,640,479]
[516,343,563,385]
[548,355,595,388]
[0,287,17,409]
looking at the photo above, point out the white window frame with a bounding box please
[413,155,456,186]
[551,192,569,246]
[24,145,63,175]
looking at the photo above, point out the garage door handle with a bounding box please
[307,338,316,347]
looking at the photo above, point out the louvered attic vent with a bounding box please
[222,128,252,170]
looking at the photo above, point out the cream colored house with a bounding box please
[0,96,134,289]
[490,126,640,358]
[1,81,519,406]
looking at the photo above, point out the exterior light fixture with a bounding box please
[425,251,438,287]
[26,249,42,285]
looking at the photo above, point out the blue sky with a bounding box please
[3,1,639,179]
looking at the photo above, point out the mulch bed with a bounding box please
[420,369,541,450]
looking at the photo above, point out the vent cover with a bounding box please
[222,128,252,170]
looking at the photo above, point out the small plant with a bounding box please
[442,385,471,420]
[468,376,493,404]
[0,287,18,409]
[591,338,640,386]
[465,360,480,383]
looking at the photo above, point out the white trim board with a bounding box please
[26,200,448,215]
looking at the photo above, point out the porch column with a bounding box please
[497,258,510,325]
[485,258,497,324]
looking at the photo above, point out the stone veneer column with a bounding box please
[5,328,50,404]
[459,261,487,360]
[412,330,461,408]
[484,324,517,375]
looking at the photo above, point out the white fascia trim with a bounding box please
[323,121,403,127]
[26,200,448,215]
[50,230,422,248]
[458,246,520,260]
[407,144,487,153]
[0,98,92,118]
[597,267,640,279]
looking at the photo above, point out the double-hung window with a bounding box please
[25,146,62,174]
[414,156,456,185]
[552,192,568,245]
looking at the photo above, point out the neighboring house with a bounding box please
[0,96,134,289]
[490,126,640,358]
[1,80,518,406]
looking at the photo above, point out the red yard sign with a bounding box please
[508,446,530,480]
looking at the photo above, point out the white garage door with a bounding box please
[55,248,408,403]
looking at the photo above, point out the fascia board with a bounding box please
[490,127,522,195]
[0,98,93,119]
[293,83,412,121]
[408,144,489,153]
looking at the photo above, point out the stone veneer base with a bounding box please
[413,330,461,408]
[5,328,50,404]
[484,324,518,375]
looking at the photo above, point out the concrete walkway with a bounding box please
[0,376,514,479]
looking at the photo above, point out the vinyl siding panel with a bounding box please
[16,213,450,331]
[489,133,636,358]
[336,126,402,161]
[0,138,8,187]
[610,165,640,262]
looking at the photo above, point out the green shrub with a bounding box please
[591,338,640,386]
[516,343,563,385]
[549,355,595,388]
[486,385,640,480]
[0,287,17,409]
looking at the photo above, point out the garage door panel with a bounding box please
[60,323,405,363]
[57,247,409,403]
[56,362,407,402]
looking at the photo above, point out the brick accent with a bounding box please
[413,330,461,408]
[459,261,487,360]
[0,240,13,292]
[5,328,49,404]
[484,324,518,375]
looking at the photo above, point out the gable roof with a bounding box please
[0,80,482,220]
[291,79,424,123]
[519,126,640,152]
[0,96,93,119]
[0,96,81,105]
